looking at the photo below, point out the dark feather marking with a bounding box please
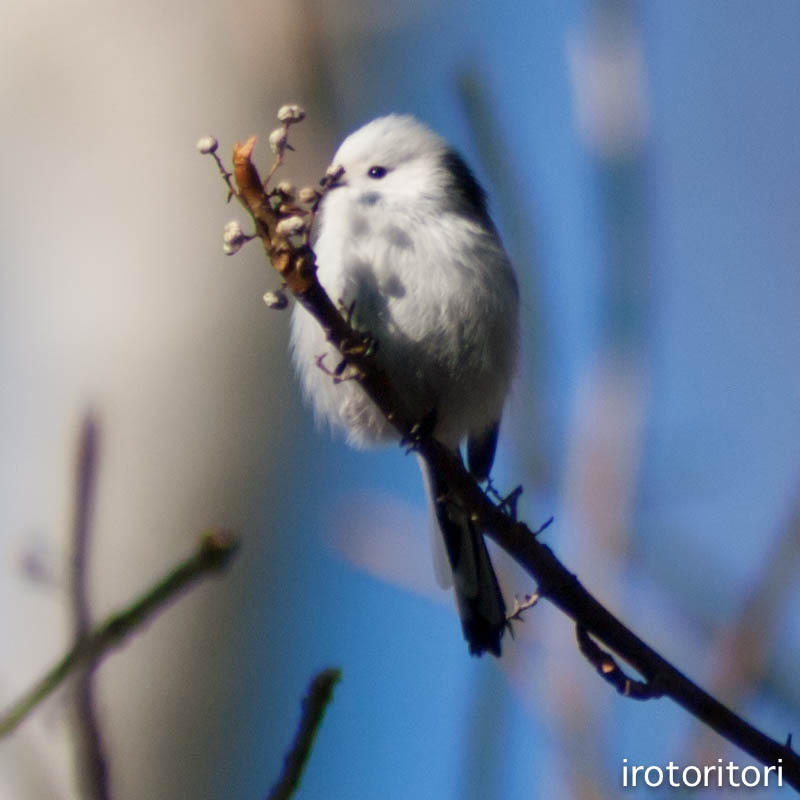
[467,422,499,482]
[441,149,492,223]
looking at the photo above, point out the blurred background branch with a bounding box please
[0,527,239,739]
[68,415,110,800]
[265,667,341,800]
[687,472,800,768]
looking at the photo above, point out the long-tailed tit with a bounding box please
[290,115,519,656]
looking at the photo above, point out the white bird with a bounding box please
[290,115,519,655]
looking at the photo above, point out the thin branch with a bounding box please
[71,414,97,638]
[69,414,110,800]
[0,531,239,738]
[213,130,800,790]
[212,131,800,790]
[265,668,342,800]
[422,432,800,786]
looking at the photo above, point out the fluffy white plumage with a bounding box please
[290,115,519,655]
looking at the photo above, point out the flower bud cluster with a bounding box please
[269,103,306,158]
[222,220,248,255]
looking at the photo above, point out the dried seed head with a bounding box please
[196,135,218,154]
[277,104,306,124]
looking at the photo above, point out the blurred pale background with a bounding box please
[1,0,799,798]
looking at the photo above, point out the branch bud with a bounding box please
[298,186,319,204]
[196,135,219,154]
[322,163,345,188]
[222,220,248,255]
[276,180,296,199]
[275,215,308,237]
[263,289,289,309]
[269,127,290,156]
[277,104,306,124]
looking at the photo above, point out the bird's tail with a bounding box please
[419,456,507,656]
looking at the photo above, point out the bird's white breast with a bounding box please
[290,185,518,449]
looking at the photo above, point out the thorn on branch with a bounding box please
[506,592,540,628]
[327,308,378,361]
[315,353,362,384]
[533,516,554,536]
[576,625,660,700]
[486,480,524,519]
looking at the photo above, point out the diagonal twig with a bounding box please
[209,132,800,789]
[265,668,342,800]
[0,531,239,738]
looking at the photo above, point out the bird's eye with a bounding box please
[368,165,388,179]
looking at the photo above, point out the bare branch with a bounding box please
[69,414,110,800]
[0,531,239,738]
[210,126,800,790]
[265,668,342,800]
